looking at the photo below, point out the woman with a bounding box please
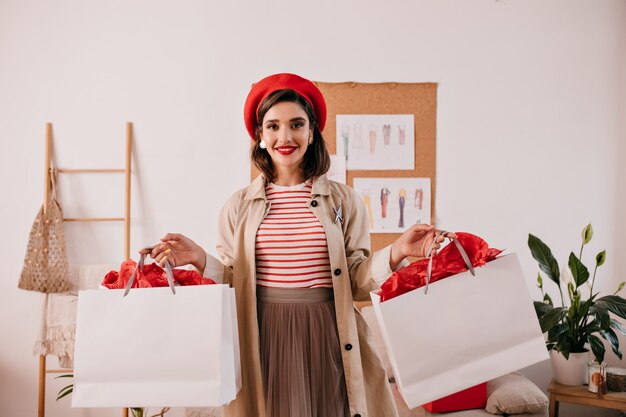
[145,73,448,417]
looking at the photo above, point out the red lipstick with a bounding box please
[276,146,297,155]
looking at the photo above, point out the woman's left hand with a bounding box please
[389,224,456,270]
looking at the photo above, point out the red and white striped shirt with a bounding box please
[255,182,333,289]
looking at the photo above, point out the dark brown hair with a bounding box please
[250,89,331,183]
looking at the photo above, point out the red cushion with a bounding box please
[422,382,487,413]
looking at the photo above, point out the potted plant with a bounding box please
[528,224,626,385]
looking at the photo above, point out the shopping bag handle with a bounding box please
[424,231,475,295]
[123,247,176,297]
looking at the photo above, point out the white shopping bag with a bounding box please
[72,284,241,408]
[370,254,548,409]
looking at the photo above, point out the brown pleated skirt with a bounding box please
[257,286,350,417]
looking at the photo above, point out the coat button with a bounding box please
[345,343,353,351]
[334,268,341,276]
[311,200,318,207]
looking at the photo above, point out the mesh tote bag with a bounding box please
[19,169,70,293]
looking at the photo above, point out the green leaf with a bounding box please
[544,293,554,306]
[600,328,622,360]
[528,234,560,286]
[539,307,567,333]
[537,273,543,289]
[588,334,605,363]
[534,300,553,319]
[556,340,572,359]
[596,250,606,267]
[547,323,571,343]
[577,298,593,323]
[617,282,626,295]
[580,321,602,335]
[131,408,146,417]
[597,296,626,320]
[582,224,593,245]
[56,384,73,401]
[54,374,73,379]
[591,304,611,330]
[610,318,626,336]
[568,252,590,288]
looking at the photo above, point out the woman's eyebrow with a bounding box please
[264,117,307,124]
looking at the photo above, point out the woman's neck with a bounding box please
[272,167,305,186]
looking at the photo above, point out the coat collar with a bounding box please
[311,174,331,196]
[243,174,331,200]
[243,175,267,200]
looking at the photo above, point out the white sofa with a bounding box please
[360,306,549,417]
[391,373,548,417]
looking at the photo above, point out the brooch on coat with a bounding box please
[333,204,344,225]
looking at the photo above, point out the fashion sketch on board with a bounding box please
[353,177,431,233]
[335,114,415,170]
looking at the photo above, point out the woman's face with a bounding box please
[260,101,313,175]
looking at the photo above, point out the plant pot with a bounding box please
[550,350,589,385]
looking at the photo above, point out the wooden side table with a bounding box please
[548,379,626,417]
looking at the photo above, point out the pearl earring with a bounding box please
[259,140,267,149]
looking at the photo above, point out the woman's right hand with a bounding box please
[389,225,456,270]
[139,233,206,272]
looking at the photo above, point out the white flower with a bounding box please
[560,266,574,306]
[561,266,574,287]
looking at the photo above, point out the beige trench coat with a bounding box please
[209,174,399,417]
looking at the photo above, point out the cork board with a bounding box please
[252,81,437,252]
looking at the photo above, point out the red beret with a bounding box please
[243,73,327,140]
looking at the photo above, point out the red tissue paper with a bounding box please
[102,259,216,289]
[380,232,502,302]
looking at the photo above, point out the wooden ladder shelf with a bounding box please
[38,121,133,417]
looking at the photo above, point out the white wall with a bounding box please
[1,1,624,416]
